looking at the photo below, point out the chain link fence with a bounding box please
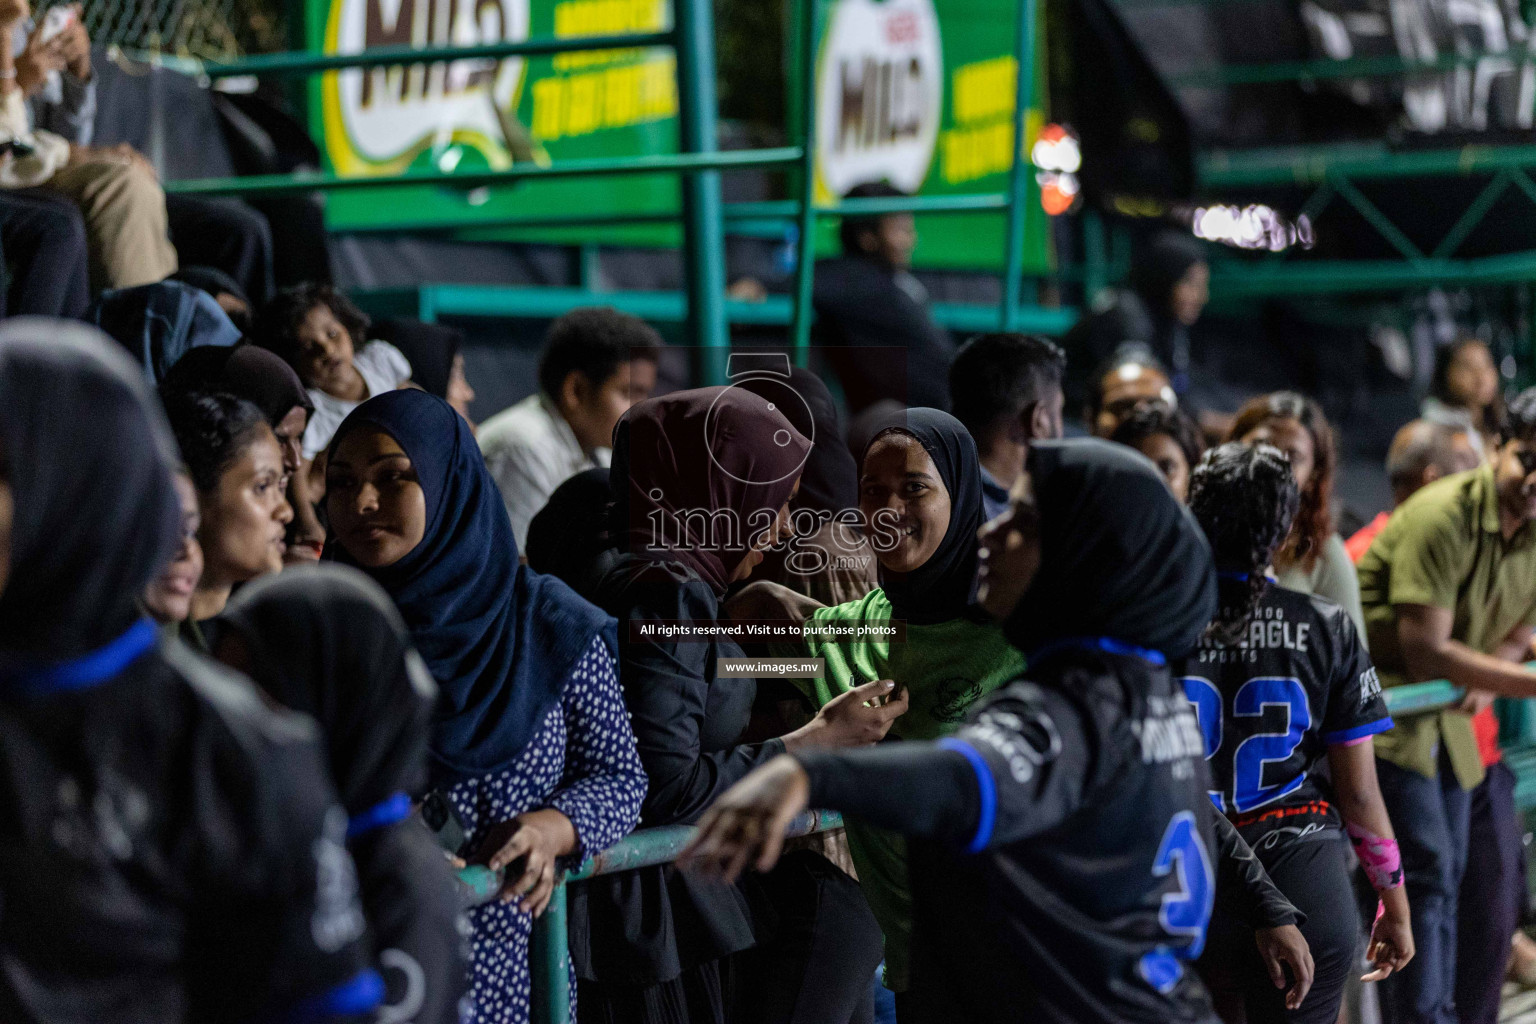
[66,0,285,60]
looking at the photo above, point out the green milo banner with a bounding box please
[305,0,1049,271]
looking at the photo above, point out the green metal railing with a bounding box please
[512,809,848,1024]
[161,0,1052,382]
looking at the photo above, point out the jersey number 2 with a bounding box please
[1138,810,1216,994]
[1180,676,1310,813]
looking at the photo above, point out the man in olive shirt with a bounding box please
[1357,388,1536,1024]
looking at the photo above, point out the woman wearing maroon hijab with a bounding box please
[573,386,898,1024]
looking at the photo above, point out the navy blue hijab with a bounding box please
[863,407,985,624]
[325,389,616,783]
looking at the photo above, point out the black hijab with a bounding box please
[1005,438,1215,660]
[526,468,618,600]
[327,389,615,782]
[864,408,985,625]
[218,564,437,814]
[372,318,462,400]
[1129,231,1206,322]
[737,368,858,517]
[0,319,181,660]
[161,343,313,425]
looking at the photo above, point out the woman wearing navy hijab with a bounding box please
[324,388,645,1024]
[0,319,378,1023]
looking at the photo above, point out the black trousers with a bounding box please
[577,851,882,1024]
[1454,761,1522,1024]
[165,194,274,305]
[0,189,89,319]
[1201,831,1361,1024]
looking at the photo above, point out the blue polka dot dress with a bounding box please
[447,637,645,1024]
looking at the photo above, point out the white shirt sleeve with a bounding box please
[355,341,412,396]
[482,437,567,550]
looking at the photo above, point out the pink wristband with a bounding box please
[1347,821,1404,891]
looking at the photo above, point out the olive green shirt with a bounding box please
[1359,464,1536,789]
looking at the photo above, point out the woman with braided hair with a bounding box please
[1174,442,1413,1024]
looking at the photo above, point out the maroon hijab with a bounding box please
[609,386,812,593]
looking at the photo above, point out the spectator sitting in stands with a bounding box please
[949,332,1067,521]
[0,0,175,290]
[139,465,202,627]
[1064,228,1209,411]
[89,279,241,381]
[477,306,659,549]
[23,7,276,303]
[372,317,478,427]
[814,180,954,413]
[0,188,86,318]
[1086,343,1177,439]
[1423,336,1504,457]
[255,283,413,475]
[162,390,293,650]
[1345,419,1482,563]
[172,265,253,334]
[1109,399,1204,503]
[1229,391,1365,644]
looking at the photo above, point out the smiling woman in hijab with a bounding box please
[323,387,645,1024]
[785,408,1026,995]
[575,386,891,1024]
[0,318,379,1023]
[217,564,469,1024]
[683,438,1313,1024]
[736,367,877,606]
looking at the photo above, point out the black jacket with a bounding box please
[0,642,373,1024]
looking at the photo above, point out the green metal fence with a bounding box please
[160,0,1050,383]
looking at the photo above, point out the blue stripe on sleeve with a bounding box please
[1321,718,1394,745]
[937,737,997,854]
[275,969,385,1023]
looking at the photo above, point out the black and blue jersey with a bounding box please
[798,643,1299,1024]
[1172,583,1392,836]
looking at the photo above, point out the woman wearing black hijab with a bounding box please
[218,565,469,1024]
[161,343,328,561]
[323,388,645,1024]
[576,387,895,1024]
[0,319,377,1023]
[683,438,1310,1024]
[372,317,478,425]
[738,368,877,605]
[1064,229,1210,408]
[525,467,618,601]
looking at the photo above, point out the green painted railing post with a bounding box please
[1000,0,1037,331]
[530,880,571,1024]
[1082,209,1106,305]
[674,0,729,385]
[789,0,821,369]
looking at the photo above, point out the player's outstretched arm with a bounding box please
[681,687,1094,882]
